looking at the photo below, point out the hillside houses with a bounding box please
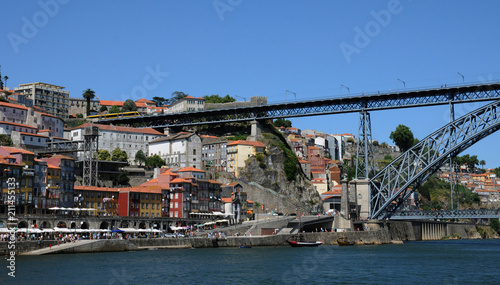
[440,171,500,207]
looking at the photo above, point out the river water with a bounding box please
[2,239,499,285]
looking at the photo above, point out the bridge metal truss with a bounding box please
[370,99,500,220]
[391,209,500,220]
[37,140,85,155]
[100,82,500,128]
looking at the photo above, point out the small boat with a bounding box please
[336,236,355,246]
[239,245,252,248]
[286,240,323,247]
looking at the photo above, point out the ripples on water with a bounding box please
[2,239,499,285]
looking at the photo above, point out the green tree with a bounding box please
[122,99,137,112]
[490,218,500,234]
[346,137,355,144]
[168,91,188,104]
[389,124,416,152]
[145,154,165,169]
[135,150,146,166]
[76,113,84,118]
[480,160,486,170]
[98,149,111,161]
[380,142,388,148]
[109,105,121,113]
[99,105,108,112]
[372,140,379,147]
[383,154,393,161]
[152,96,167,107]
[111,147,128,162]
[274,118,292,128]
[113,171,130,186]
[203,94,236,103]
[82,88,96,116]
[0,134,13,146]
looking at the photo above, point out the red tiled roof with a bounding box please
[135,98,155,104]
[75,186,119,193]
[0,146,35,155]
[0,121,37,129]
[227,140,266,147]
[177,166,205,173]
[47,163,61,169]
[73,123,164,136]
[19,132,48,138]
[0,101,29,110]
[100,100,124,106]
[170,178,192,184]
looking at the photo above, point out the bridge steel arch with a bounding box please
[370,100,500,220]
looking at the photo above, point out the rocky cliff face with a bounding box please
[238,130,322,214]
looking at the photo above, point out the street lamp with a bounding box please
[285,90,296,102]
[457,72,464,85]
[397,78,406,90]
[340,84,350,96]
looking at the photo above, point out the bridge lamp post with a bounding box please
[397,78,406,91]
[285,90,296,102]
[340,84,350,96]
[457,72,465,85]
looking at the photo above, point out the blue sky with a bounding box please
[2,0,500,168]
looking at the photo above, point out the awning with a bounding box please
[216,219,229,223]
[118,228,139,233]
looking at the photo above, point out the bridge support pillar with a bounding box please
[248,120,263,141]
[352,178,370,220]
[356,111,374,179]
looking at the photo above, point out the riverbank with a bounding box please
[2,221,497,255]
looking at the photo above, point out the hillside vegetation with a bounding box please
[417,175,481,210]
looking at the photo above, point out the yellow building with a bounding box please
[74,186,119,216]
[0,147,35,214]
[133,186,162,218]
[46,163,61,209]
[226,140,266,177]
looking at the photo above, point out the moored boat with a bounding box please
[286,240,323,247]
[336,236,355,246]
[239,245,252,248]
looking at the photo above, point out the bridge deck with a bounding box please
[98,82,500,128]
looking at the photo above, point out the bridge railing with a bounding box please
[391,209,500,220]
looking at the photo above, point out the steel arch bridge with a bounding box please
[100,82,500,128]
[370,100,500,220]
